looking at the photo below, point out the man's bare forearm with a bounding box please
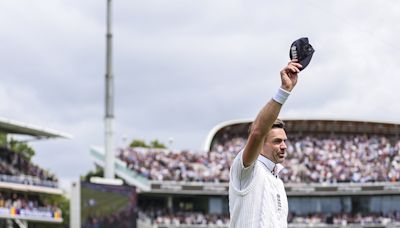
[242,99,282,167]
[241,60,301,167]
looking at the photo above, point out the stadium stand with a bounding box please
[0,117,70,227]
[117,147,231,183]
[0,147,58,187]
[117,133,400,184]
[0,190,62,221]
[91,119,400,227]
[136,211,400,227]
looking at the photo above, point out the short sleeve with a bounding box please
[230,149,256,191]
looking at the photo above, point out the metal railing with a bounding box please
[0,174,58,188]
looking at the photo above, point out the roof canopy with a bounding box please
[203,118,400,151]
[0,117,72,139]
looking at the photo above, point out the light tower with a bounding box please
[104,0,114,179]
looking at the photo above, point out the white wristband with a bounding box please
[272,88,291,105]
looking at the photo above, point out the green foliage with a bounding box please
[41,194,70,228]
[150,139,166,149]
[81,166,104,182]
[48,194,70,227]
[0,133,36,161]
[9,138,35,161]
[129,139,166,149]
[0,133,7,147]
[0,136,66,228]
[129,139,148,148]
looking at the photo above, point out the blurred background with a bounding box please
[0,0,399,227]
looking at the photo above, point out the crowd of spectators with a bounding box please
[272,135,390,183]
[139,207,229,226]
[288,211,400,225]
[120,133,400,226]
[0,191,61,215]
[0,147,58,185]
[138,209,400,226]
[281,134,400,183]
[118,134,400,183]
[83,207,136,228]
[118,147,232,182]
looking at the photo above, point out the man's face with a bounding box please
[262,128,288,164]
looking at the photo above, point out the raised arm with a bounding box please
[242,60,302,167]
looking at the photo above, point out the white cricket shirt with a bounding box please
[229,150,288,228]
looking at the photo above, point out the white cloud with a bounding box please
[1,0,400,191]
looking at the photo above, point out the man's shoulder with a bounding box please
[231,149,259,170]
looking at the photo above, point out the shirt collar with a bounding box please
[257,155,285,175]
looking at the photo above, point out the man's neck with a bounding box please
[260,153,277,164]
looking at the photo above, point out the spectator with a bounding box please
[0,147,58,186]
[118,134,400,183]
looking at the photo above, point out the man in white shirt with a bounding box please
[229,60,302,228]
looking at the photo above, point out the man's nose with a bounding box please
[280,141,287,149]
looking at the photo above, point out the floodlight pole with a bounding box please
[105,0,115,179]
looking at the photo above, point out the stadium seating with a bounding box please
[118,148,232,183]
[117,133,400,227]
[288,212,400,226]
[0,191,62,221]
[0,147,58,188]
[118,134,400,184]
[138,207,229,226]
[137,210,400,226]
[281,134,400,183]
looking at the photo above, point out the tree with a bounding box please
[129,139,148,148]
[9,138,35,161]
[150,139,166,149]
[81,165,104,182]
[0,133,36,161]
[0,133,7,146]
[129,139,166,149]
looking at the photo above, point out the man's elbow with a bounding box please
[249,127,266,141]
[242,156,255,167]
[242,130,265,167]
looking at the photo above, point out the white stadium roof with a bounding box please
[0,116,72,139]
[203,118,400,151]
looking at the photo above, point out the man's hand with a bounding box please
[280,60,302,92]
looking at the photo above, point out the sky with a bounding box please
[1,0,400,191]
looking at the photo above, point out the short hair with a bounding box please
[271,118,285,129]
[248,118,285,135]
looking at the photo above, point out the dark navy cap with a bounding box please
[289,37,315,71]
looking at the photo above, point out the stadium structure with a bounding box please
[91,118,400,228]
[0,117,71,228]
